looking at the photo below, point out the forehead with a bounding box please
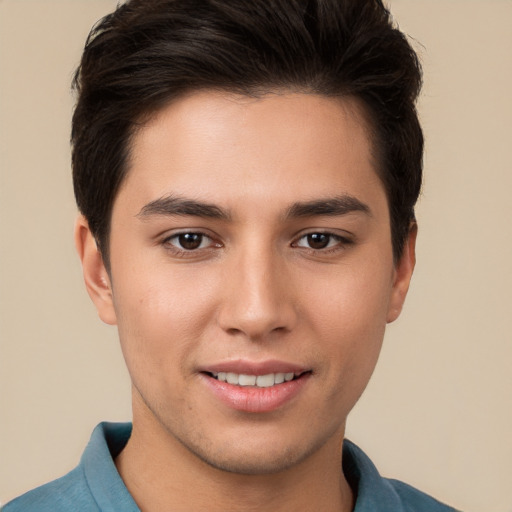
[117,90,384,215]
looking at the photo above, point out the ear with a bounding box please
[74,215,117,325]
[387,222,417,323]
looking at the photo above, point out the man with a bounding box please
[3,0,459,510]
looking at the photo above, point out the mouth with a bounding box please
[199,361,312,412]
[200,367,311,412]
[205,371,308,388]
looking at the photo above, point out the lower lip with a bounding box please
[201,373,310,413]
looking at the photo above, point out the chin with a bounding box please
[179,428,330,476]
[195,446,303,475]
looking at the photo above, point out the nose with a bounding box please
[217,245,298,340]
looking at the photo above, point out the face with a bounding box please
[78,91,415,475]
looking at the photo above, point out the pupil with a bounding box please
[307,233,329,249]
[179,233,202,250]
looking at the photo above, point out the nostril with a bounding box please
[226,327,243,336]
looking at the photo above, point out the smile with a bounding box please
[211,372,300,387]
[203,370,311,413]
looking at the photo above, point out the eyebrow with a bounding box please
[137,193,370,221]
[285,195,371,219]
[137,195,231,220]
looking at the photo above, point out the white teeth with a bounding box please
[226,372,239,385]
[214,372,299,387]
[274,373,285,384]
[256,374,275,387]
[238,374,257,386]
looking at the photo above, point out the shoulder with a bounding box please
[1,466,99,512]
[343,439,460,512]
[385,478,460,512]
[2,422,135,512]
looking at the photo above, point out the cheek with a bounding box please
[110,261,219,379]
[306,257,393,333]
[303,260,392,392]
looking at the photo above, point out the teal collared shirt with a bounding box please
[2,422,458,511]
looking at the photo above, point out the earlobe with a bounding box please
[387,222,417,323]
[74,215,117,325]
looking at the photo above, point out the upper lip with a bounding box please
[199,359,309,376]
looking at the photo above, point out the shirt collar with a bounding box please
[81,422,139,512]
[343,439,407,512]
[82,422,407,512]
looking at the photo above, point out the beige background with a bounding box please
[1,1,511,510]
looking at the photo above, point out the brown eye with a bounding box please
[164,231,222,256]
[294,232,350,252]
[165,232,209,251]
[306,233,330,249]
[177,233,204,250]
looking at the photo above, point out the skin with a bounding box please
[76,91,416,512]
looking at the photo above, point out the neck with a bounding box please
[115,401,354,512]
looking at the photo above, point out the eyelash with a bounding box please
[161,231,353,257]
[292,232,353,254]
[162,231,221,257]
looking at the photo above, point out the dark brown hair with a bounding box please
[72,0,423,264]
